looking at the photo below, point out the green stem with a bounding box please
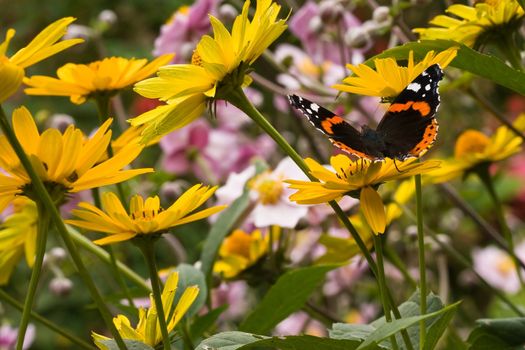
[138,237,171,350]
[0,289,95,350]
[67,226,150,293]
[476,165,525,288]
[227,88,414,350]
[0,105,128,350]
[16,201,50,350]
[374,235,400,350]
[415,174,426,350]
[181,319,196,350]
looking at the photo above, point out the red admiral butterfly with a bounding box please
[289,64,443,161]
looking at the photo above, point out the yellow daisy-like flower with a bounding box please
[24,55,173,104]
[427,114,525,183]
[66,185,226,245]
[92,271,199,348]
[131,0,287,142]
[0,17,83,103]
[414,0,525,48]
[333,48,457,99]
[0,198,37,285]
[286,155,440,234]
[0,106,152,212]
[213,228,270,278]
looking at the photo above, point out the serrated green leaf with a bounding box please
[363,40,525,95]
[195,331,268,350]
[467,317,525,349]
[97,339,154,350]
[200,191,251,279]
[239,265,338,334]
[356,301,461,350]
[173,263,207,318]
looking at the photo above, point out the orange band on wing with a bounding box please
[321,116,344,135]
[330,139,378,160]
[388,101,413,113]
[412,101,431,117]
[408,119,439,157]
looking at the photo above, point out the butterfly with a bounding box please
[288,64,443,161]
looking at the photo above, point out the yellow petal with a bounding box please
[360,186,386,234]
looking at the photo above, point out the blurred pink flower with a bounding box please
[215,88,263,131]
[153,0,219,63]
[211,281,250,321]
[472,245,525,294]
[0,324,35,350]
[323,256,367,296]
[289,1,364,66]
[275,311,326,336]
[160,120,274,182]
[215,157,309,228]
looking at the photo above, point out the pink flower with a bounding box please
[215,88,264,131]
[160,120,275,182]
[275,311,326,336]
[0,324,35,350]
[215,158,309,228]
[211,281,250,321]
[472,245,525,294]
[323,257,367,296]
[289,1,364,66]
[153,0,219,63]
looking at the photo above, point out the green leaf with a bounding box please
[467,318,525,349]
[200,191,251,279]
[195,331,268,350]
[173,263,207,318]
[190,305,228,341]
[96,339,154,350]
[357,301,461,350]
[239,335,374,350]
[364,40,525,95]
[239,265,338,334]
[314,235,362,264]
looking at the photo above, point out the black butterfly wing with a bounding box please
[288,95,381,160]
[376,64,443,159]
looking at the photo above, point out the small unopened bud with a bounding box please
[48,114,75,133]
[49,247,67,262]
[98,10,117,25]
[219,4,238,23]
[64,24,93,40]
[160,181,184,203]
[372,6,391,24]
[49,277,73,296]
[319,0,345,24]
[344,27,371,49]
[308,16,323,34]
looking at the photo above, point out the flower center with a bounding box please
[454,130,490,158]
[496,255,515,276]
[130,208,160,221]
[191,51,203,67]
[222,230,254,259]
[250,172,284,205]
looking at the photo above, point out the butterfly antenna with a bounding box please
[393,158,401,173]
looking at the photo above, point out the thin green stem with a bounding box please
[401,204,525,317]
[138,238,171,350]
[0,105,128,350]
[476,166,525,288]
[16,202,50,350]
[0,289,95,350]
[415,174,426,350]
[374,235,400,350]
[181,319,196,350]
[227,88,414,350]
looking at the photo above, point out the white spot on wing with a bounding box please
[311,103,319,112]
[425,84,431,91]
[407,82,421,92]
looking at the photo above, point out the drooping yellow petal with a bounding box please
[360,186,386,235]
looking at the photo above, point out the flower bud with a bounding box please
[319,0,345,24]
[98,9,117,26]
[372,6,391,24]
[48,114,75,133]
[344,27,371,49]
[49,277,73,296]
[49,247,67,262]
[219,4,238,23]
[308,16,323,34]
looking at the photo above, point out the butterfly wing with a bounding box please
[376,64,443,159]
[288,95,380,160]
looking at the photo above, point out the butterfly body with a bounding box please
[289,64,443,161]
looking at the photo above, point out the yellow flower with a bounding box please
[385,179,416,224]
[414,0,525,48]
[427,114,525,183]
[0,106,152,212]
[286,155,440,234]
[213,228,270,278]
[24,55,173,104]
[0,198,37,285]
[0,17,83,103]
[131,0,287,142]
[66,185,226,245]
[92,271,199,348]
[333,48,457,99]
